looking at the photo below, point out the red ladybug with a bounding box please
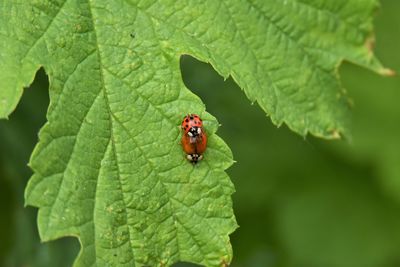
[181,114,207,164]
[181,114,203,138]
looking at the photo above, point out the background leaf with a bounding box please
[0,69,79,267]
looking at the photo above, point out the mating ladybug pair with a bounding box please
[181,114,207,164]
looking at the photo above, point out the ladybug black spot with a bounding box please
[190,116,194,120]
[185,118,189,123]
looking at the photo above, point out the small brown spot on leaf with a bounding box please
[379,68,396,77]
[365,35,375,53]
[330,130,341,139]
[221,258,229,267]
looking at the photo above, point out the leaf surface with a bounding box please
[0,0,386,266]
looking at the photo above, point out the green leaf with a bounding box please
[1,0,389,136]
[0,0,387,266]
[2,1,235,266]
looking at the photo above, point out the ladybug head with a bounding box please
[187,126,202,138]
[187,153,203,164]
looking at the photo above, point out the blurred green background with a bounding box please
[1,1,400,266]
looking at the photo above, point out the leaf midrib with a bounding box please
[86,0,136,264]
[87,1,234,263]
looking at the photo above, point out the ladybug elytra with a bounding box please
[181,114,207,164]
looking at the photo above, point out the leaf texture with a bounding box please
[0,0,386,266]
